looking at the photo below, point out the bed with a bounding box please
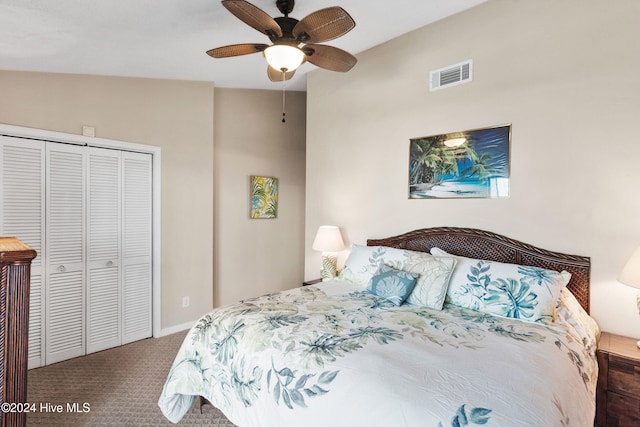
[158,227,599,426]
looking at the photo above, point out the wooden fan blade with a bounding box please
[222,0,282,38]
[206,43,268,58]
[293,7,355,44]
[267,65,296,82]
[303,44,357,72]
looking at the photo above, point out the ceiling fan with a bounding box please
[207,0,358,82]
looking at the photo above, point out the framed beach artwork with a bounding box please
[409,124,511,199]
[250,176,278,219]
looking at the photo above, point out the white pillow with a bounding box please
[555,287,600,347]
[396,252,457,309]
[431,247,570,325]
[338,245,403,287]
[339,244,456,309]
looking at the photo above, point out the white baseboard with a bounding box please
[156,320,197,338]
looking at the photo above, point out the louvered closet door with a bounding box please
[86,147,122,354]
[0,137,46,368]
[122,152,152,344]
[45,143,86,365]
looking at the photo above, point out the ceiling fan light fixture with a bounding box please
[264,45,305,72]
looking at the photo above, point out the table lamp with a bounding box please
[618,245,640,348]
[312,225,345,281]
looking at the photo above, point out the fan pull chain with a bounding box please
[281,71,287,123]
[282,70,287,123]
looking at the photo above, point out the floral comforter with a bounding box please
[158,280,598,426]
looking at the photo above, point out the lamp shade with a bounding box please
[312,226,345,252]
[264,45,305,72]
[619,246,640,289]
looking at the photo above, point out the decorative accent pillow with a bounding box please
[338,245,406,287]
[398,252,457,309]
[338,244,456,309]
[431,247,571,325]
[367,264,419,306]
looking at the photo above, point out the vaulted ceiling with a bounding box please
[0,0,486,91]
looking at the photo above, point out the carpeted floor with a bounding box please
[26,331,236,426]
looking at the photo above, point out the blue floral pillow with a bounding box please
[367,264,419,306]
[431,247,571,325]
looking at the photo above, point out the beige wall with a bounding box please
[214,88,307,306]
[0,71,214,331]
[305,0,640,337]
[0,72,307,334]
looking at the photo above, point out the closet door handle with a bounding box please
[57,265,66,272]
[106,260,114,267]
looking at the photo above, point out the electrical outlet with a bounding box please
[182,296,189,308]
[82,125,95,137]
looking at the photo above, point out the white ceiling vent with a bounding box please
[429,60,473,91]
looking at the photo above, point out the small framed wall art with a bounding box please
[409,124,511,199]
[250,175,278,219]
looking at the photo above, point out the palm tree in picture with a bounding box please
[251,176,278,219]
[458,152,496,181]
[410,138,450,187]
[409,137,478,189]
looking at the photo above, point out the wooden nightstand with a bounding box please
[302,279,322,286]
[596,332,640,427]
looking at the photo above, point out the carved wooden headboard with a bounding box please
[367,227,591,313]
